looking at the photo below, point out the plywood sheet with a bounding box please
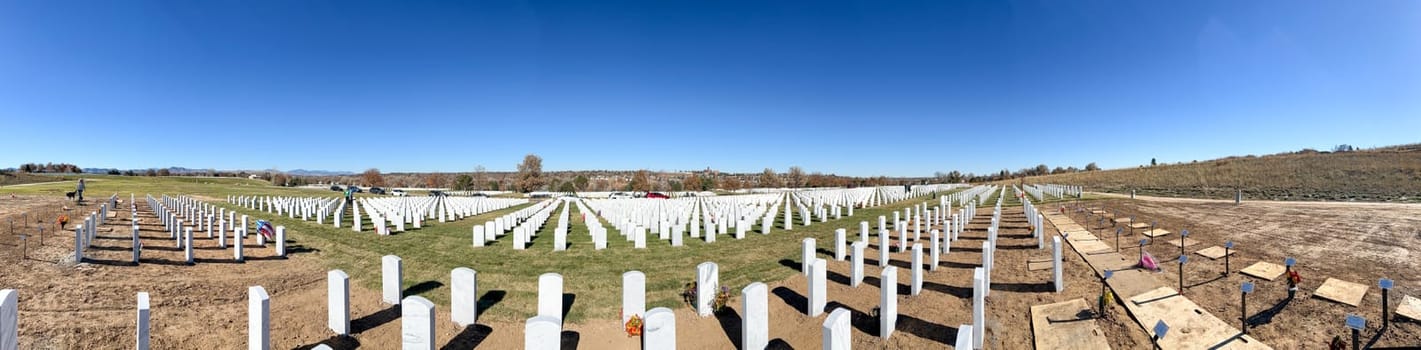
[1032,299,1111,350]
[1164,237,1200,248]
[1128,223,1151,229]
[1314,278,1367,307]
[1240,262,1284,281]
[1029,260,1053,271]
[1142,229,1172,238]
[1123,287,1272,350]
[1113,217,1133,224]
[1195,246,1235,260]
[1396,295,1421,322]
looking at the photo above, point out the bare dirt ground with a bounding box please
[1069,195,1421,349]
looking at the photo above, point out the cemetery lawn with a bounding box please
[2,176,982,324]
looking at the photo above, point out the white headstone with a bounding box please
[801,238,816,276]
[1053,236,1063,293]
[452,268,478,327]
[822,308,851,350]
[274,226,286,257]
[851,242,865,287]
[0,289,13,350]
[401,296,436,350]
[538,273,564,323]
[524,315,561,350]
[880,266,897,339]
[382,255,402,304]
[248,286,269,350]
[696,262,719,317]
[808,259,827,317]
[642,307,677,350]
[834,228,847,261]
[911,243,923,296]
[878,230,890,268]
[972,267,985,349]
[929,230,940,271]
[622,271,646,327]
[742,282,768,350]
[136,292,150,350]
[328,270,349,335]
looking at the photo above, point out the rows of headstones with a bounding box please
[69,194,120,262]
[470,198,559,249]
[227,195,524,236]
[118,195,289,265]
[1023,184,1080,201]
[781,183,1073,348]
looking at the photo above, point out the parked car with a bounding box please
[391,189,407,197]
[609,192,632,199]
[369,187,385,195]
[645,192,670,199]
[469,192,488,197]
[429,190,445,197]
[329,185,343,191]
[347,186,363,193]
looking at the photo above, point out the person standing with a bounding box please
[75,179,85,202]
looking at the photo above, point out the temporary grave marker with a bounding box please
[742,282,769,349]
[1241,282,1254,334]
[1346,314,1365,350]
[1114,228,1122,252]
[1225,241,1234,273]
[1099,270,1113,314]
[1138,239,1148,265]
[402,296,436,350]
[1152,320,1169,348]
[1177,255,1188,293]
[1178,229,1189,255]
[1380,278,1394,329]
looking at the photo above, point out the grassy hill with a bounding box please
[1008,144,1421,202]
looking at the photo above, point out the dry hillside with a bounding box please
[1013,144,1421,202]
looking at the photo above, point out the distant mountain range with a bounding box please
[72,167,354,176]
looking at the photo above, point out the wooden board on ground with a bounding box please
[1073,241,1113,254]
[1142,229,1171,237]
[1313,278,1367,307]
[1028,259,1052,271]
[1057,224,1087,232]
[1090,210,1106,215]
[1113,217,1133,224]
[1128,223,1151,229]
[1164,237,1200,248]
[1240,262,1285,281]
[1124,287,1272,350]
[1397,295,1421,321]
[106,212,117,218]
[1196,246,1235,260]
[1031,299,1111,350]
[1084,254,1138,276]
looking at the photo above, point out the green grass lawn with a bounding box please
[4,176,975,324]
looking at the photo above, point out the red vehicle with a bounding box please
[645,192,670,199]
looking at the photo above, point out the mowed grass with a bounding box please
[4,175,960,324]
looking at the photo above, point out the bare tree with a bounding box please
[515,154,544,193]
[759,168,780,188]
[362,168,386,187]
[631,170,652,192]
[472,165,487,190]
[786,166,805,188]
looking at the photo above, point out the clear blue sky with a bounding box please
[2,0,1417,177]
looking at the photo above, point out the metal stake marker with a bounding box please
[1241,282,1255,334]
[1139,239,1148,263]
[1381,278,1394,330]
[1224,241,1233,275]
[1178,255,1188,293]
[1115,228,1123,252]
[1152,320,1169,350]
[1345,314,1364,350]
[1100,269,1114,316]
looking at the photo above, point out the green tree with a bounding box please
[572,175,590,191]
[558,181,577,193]
[453,174,474,191]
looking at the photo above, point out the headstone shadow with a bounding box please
[824,301,878,336]
[561,293,576,321]
[403,280,445,297]
[777,259,800,272]
[989,281,1055,293]
[714,307,743,349]
[351,305,400,334]
[922,280,972,298]
[440,324,493,350]
[560,330,580,350]
[897,313,959,345]
[771,287,807,313]
[478,290,507,314]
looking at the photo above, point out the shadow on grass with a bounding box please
[479,290,507,314]
[404,281,445,298]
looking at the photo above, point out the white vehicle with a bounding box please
[608,192,633,199]
[391,189,407,197]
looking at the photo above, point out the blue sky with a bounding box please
[1,0,1417,176]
